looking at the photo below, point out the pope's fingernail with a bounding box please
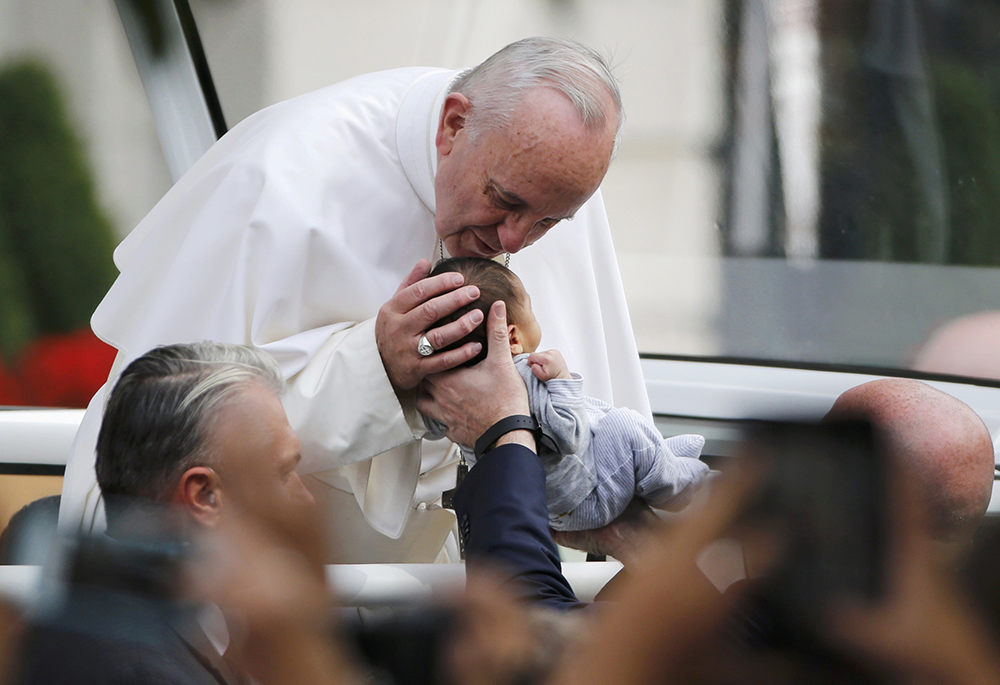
[495,301,506,317]
[470,310,484,324]
[452,274,464,286]
[466,286,479,299]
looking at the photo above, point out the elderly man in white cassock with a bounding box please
[59,37,651,562]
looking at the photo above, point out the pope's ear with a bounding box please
[436,93,472,156]
[172,466,222,528]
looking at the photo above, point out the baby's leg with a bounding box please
[552,410,710,530]
[549,463,629,532]
[661,433,706,458]
[638,442,711,511]
[602,409,710,511]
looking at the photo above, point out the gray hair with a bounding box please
[96,341,284,505]
[449,37,624,153]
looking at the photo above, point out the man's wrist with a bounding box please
[494,429,537,452]
[474,415,538,458]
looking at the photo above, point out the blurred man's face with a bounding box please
[434,88,615,258]
[208,383,315,517]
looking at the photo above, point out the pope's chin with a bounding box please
[441,230,502,259]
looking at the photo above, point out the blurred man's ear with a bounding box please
[508,324,526,355]
[174,466,223,528]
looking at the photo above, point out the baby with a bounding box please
[422,257,710,532]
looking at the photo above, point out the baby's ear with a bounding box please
[508,323,524,355]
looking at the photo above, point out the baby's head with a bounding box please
[428,257,541,366]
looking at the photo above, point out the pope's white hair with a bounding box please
[449,37,624,155]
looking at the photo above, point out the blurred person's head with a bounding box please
[428,257,542,365]
[912,311,1000,381]
[96,342,314,535]
[826,379,994,563]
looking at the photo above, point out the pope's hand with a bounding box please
[376,259,485,391]
[418,300,531,448]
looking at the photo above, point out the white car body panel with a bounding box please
[1,360,997,609]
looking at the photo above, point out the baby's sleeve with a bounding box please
[422,414,448,441]
[516,357,590,457]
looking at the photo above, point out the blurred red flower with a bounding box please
[0,361,26,406]
[17,328,116,408]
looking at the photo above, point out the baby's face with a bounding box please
[511,281,542,354]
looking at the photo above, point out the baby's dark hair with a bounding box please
[427,257,527,366]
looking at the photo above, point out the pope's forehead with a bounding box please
[516,83,616,124]
[502,87,615,150]
[483,98,614,199]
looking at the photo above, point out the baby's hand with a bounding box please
[528,349,572,381]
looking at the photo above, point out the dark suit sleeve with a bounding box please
[452,443,582,610]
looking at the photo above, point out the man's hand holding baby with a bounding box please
[419,301,534,451]
[528,349,572,381]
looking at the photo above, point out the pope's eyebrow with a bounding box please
[486,179,527,207]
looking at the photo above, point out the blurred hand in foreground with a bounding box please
[828,469,1000,685]
[188,486,361,685]
[549,463,763,685]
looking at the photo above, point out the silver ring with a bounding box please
[417,335,434,357]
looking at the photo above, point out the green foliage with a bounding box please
[817,47,1000,266]
[0,60,117,360]
[0,209,36,360]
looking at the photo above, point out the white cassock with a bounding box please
[59,67,651,561]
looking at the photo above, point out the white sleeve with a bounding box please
[531,375,590,457]
[281,317,425,475]
[281,317,431,539]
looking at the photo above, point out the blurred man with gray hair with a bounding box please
[19,342,317,685]
[95,341,314,532]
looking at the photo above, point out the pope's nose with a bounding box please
[497,218,532,254]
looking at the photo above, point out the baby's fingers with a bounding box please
[529,360,550,381]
